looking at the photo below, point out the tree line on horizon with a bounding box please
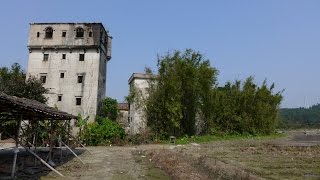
[279,104,320,129]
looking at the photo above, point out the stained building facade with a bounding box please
[128,73,155,134]
[27,23,112,122]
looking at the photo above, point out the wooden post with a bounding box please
[48,120,54,163]
[78,142,93,155]
[4,126,64,178]
[67,120,70,146]
[25,148,64,177]
[11,115,22,178]
[60,127,93,154]
[58,135,62,161]
[61,141,85,164]
[9,131,65,178]
[33,120,38,166]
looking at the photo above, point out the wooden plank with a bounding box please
[61,141,85,165]
[25,148,64,177]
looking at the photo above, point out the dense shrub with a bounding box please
[126,128,154,145]
[99,97,119,121]
[82,117,126,146]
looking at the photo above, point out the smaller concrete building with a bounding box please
[116,103,129,132]
[128,73,155,134]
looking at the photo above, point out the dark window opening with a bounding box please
[40,76,46,84]
[60,73,65,78]
[76,27,84,37]
[76,97,82,105]
[77,75,83,83]
[79,54,85,61]
[45,27,53,38]
[62,31,66,37]
[43,54,49,61]
[62,54,66,59]
[58,95,62,102]
[89,31,92,37]
[37,32,40,37]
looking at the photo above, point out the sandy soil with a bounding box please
[1,130,319,179]
[43,146,170,180]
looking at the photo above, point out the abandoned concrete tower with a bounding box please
[128,73,155,134]
[27,23,112,122]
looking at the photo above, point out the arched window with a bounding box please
[45,27,53,38]
[76,27,84,38]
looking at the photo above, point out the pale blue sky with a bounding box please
[0,0,319,108]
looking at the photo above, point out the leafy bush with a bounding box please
[0,63,48,103]
[126,128,154,145]
[82,117,126,146]
[99,97,119,121]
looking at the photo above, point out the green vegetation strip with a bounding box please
[171,133,286,145]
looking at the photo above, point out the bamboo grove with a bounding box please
[136,49,283,138]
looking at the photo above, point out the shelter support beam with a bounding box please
[61,141,85,164]
[11,115,22,178]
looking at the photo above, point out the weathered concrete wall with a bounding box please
[117,110,129,133]
[127,73,205,135]
[27,23,111,122]
[128,74,154,134]
[96,51,107,114]
[27,49,100,121]
[29,23,106,47]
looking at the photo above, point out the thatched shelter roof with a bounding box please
[0,92,76,120]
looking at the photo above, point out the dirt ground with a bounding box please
[42,146,170,180]
[1,130,319,179]
[163,131,320,179]
[41,130,320,180]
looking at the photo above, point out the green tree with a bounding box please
[131,49,283,138]
[145,49,218,138]
[99,97,119,121]
[210,77,283,135]
[0,63,48,139]
[0,63,48,103]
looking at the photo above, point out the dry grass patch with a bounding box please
[176,139,320,180]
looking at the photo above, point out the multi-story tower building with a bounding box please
[27,23,112,122]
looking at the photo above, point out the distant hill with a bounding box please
[279,104,320,129]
